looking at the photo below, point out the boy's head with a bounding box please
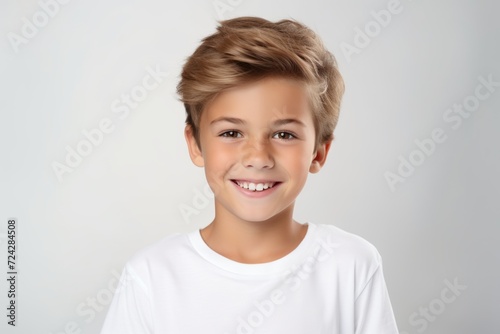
[176,16,344,152]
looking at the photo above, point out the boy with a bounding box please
[101,16,399,333]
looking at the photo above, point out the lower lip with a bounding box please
[231,181,281,198]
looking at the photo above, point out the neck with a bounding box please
[200,202,308,264]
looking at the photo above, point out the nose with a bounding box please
[241,138,275,169]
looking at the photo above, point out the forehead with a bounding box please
[202,76,314,124]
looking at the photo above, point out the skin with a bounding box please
[185,76,332,264]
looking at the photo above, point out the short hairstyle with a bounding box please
[176,16,345,149]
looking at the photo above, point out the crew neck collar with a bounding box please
[188,222,318,276]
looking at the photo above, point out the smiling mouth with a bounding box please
[231,180,280,192]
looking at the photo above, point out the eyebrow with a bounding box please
[273,118,306,127]
[210,117,246,126]
[210,117,306,127]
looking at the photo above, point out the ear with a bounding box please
[309,136,333,173]
[184,125,204,167]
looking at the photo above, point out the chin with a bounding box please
[231,208,284,224]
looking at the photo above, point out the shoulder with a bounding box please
[125,231,191,274]
[314,223,381,260]
[312,223,383,280]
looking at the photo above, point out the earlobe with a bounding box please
[184,125,204,167]
[309,138,332,173]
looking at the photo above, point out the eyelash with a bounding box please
[219,130,242,138]
[273,131,296,140]
[218,130,297,140]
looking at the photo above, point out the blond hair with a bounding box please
[176,16,344,149]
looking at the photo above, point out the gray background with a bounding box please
[1,0,499,333]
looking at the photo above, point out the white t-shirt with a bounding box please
[100,222,399,333]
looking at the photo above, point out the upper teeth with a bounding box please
[236,181,276,191]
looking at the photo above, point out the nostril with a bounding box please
[241,153,275,169]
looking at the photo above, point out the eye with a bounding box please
[273,131,296,140]
[219,130,242,138]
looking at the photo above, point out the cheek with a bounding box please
[298,159,314,179]
[203,143,236,185]
[280,148,314,178]
[204,143,235,167]
[285,152,307,167]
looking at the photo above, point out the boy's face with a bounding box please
[185,76,331,224]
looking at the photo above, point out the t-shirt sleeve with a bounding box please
[100,263,153,334]
[354,258,399,334]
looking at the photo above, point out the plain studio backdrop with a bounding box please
[0,0,499,333]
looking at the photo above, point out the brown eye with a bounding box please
[273,131,295,140]
[220,131,241,138]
